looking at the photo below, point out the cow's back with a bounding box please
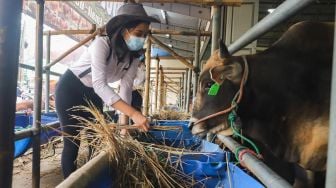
[270,21,334,56]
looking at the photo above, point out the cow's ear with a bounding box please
[210,62,242,84]
[218,39,230,59]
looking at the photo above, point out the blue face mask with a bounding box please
[125,30,145,51]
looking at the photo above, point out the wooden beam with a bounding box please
[149,35,195,70]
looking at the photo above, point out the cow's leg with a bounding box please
[293,165,312,188]
[313,171,325,188]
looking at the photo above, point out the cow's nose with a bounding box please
[188,121,194,130]
[188,117,198,130]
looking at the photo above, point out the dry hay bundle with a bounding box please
[152,110,190,120]
[71,104,200,188]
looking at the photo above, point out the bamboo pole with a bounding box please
[151,56,194,60]
[159,66,164,110]
[44,29,102,69]
[185,69,192,113]
[143,37,151,116]
[43,0,242,6]
[43,25,96,35]
[150,67,188,71]
[149,35,195,70]
[154,56,160,112]
[193,33,201,98]
[151,29,211,36]
[45,33,51,113]
[33,1,44,187]
[150,71,185,74]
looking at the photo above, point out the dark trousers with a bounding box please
[131,89,142,112]
[55,70,103,178]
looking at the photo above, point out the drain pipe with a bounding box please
[217,135,292,188]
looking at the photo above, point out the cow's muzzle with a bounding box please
[189,117,208,138]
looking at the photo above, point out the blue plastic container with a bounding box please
[14,113,59,158]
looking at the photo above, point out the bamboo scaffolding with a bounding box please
[43,0,242,6]
[43,24,96,35]
[149,35,195,70]
[44,28,103,69]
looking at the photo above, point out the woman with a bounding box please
[55,3,159,178]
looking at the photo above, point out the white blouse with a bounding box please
[69,36,139,106]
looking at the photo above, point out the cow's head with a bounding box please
[190,40,244,138]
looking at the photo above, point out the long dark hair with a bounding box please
[108,20,149,64]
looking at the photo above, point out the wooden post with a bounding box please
[149,35,195,70]
[143,37,151,116]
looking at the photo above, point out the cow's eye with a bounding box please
[204,81,215,90]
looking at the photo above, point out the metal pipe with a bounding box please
[228,0,315,54]
[151,29,211,36]
[193,33,201,98]
[149,35,195,70]
[325,14,336,188]
[154,57,160,112]
[33,1,44,187]
[217,135,292,188]
[211,5,221,54]
[44,33,51,113]
[143,37,151,116]
[44,29,100,69]
[0,1,22,187]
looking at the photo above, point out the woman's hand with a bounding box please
[130,111,149,132]
[112,99,149,132]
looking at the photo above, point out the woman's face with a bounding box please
[124,22,150,40]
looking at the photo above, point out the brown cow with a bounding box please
[189,21,334,187]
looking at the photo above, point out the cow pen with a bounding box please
[0,0,335,188]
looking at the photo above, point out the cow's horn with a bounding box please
[219,39,230,59]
